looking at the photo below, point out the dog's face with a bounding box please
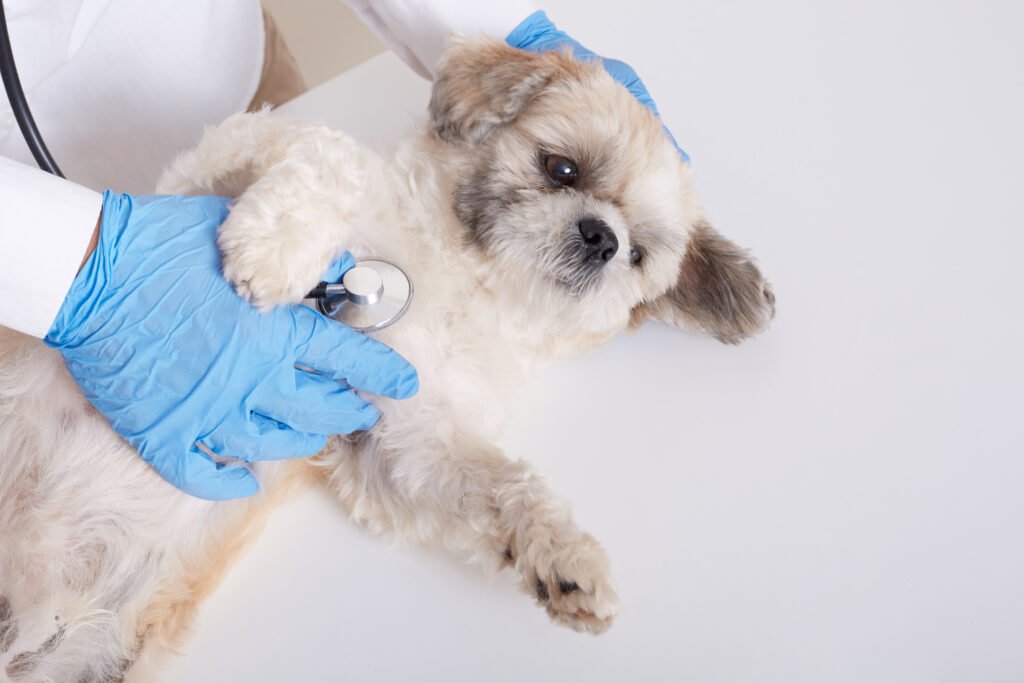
[430,40,774,350]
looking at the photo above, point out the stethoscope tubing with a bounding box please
[0,0,64,177]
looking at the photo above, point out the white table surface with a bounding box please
[162,2,1024,681]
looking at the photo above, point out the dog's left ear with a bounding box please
[632,222,776,344]
[430,38,568,144]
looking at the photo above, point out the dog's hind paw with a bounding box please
[514,531,620,634]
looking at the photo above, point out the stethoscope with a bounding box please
[305,259,412,333]
[0,0,413,333]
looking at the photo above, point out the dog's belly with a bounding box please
[0,328,273,679]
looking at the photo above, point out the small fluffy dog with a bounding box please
[0,40,774,681]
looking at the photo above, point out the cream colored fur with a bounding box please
[0,40,773,681]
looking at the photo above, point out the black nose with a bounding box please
[578,217,618,265]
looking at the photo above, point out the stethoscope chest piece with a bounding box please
[313,259,413,333]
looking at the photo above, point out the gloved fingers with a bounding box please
[598,58,688,162]
[319,252,358,285]
[293,308,419,400]
[600,58,649,104]
[248,413,331,460]
[202,418,328,463]
[257,369,380,435]
[147,445,260,501]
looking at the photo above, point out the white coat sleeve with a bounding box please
[0,157,103,338]
[343,0,537,78]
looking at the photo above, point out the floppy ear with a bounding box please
[430,39,566,144]
[633,222,776,344]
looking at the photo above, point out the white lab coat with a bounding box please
[0,0,533,337]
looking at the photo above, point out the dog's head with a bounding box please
[430,40,773,351]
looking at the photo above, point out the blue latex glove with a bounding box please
[46,192,418,501]
[506,10,690,164]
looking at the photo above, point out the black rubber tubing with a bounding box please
[0,0,64,177]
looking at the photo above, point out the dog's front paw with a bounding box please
[509,530,620,634]
[218,210,335,311]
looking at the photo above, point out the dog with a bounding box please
[0,39,774,681]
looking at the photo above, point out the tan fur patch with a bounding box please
[0,594,17,653]
[430,39,592,144]
[135,461,316,654]
[5,625,65,679]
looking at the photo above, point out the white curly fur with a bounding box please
[0,40,773,681]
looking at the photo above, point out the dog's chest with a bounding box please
[371,280,524,435]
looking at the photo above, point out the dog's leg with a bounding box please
[157,110,337,197]
[320,429,620,634]
[157,111,378,309]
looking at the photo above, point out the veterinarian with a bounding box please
[0,0,683,499]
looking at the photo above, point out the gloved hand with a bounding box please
[506,10,690,164]
[46,192,419,501]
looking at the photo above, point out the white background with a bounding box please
[164,1,1024,681]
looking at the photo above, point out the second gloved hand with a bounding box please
[46,192,418,501]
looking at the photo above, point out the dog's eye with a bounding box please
[543,155,578,186]
[629,247,643,266]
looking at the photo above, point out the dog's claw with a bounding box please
[513,532,619,634]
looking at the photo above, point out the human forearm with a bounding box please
[0,157,103,336]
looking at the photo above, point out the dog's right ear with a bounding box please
[430,39,565,144]
[631,222,776,344]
